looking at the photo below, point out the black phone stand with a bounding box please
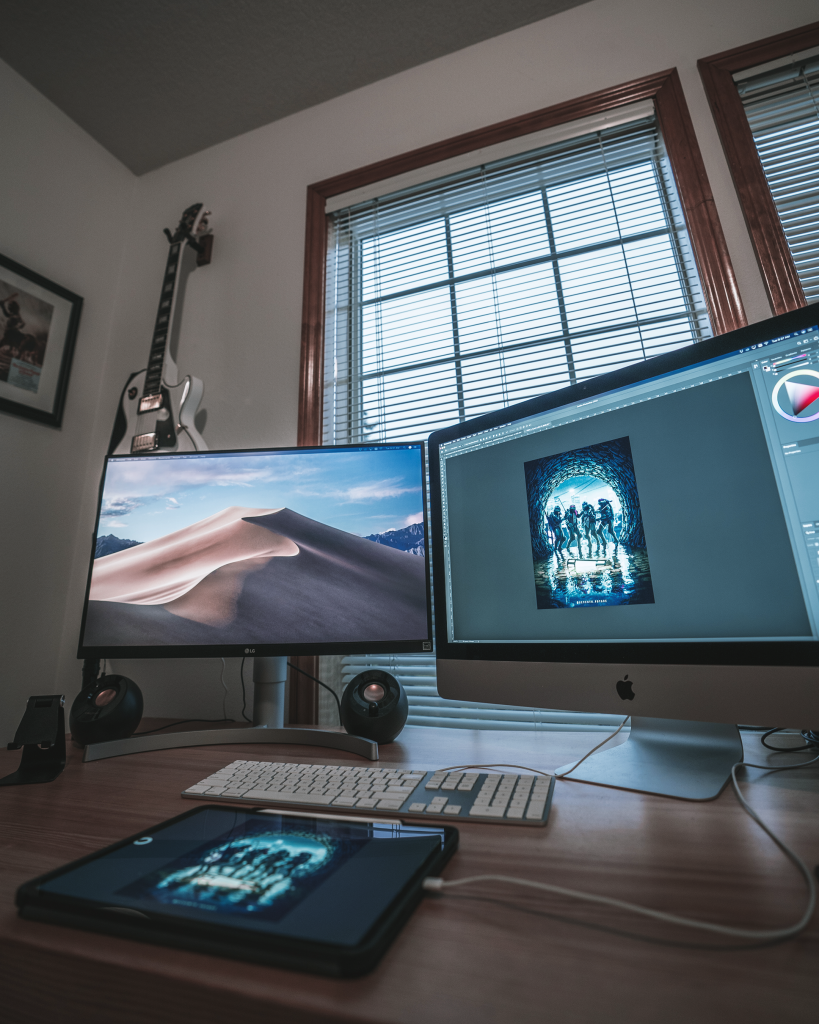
[0,695,66,786]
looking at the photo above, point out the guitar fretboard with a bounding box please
[143,242,182,399]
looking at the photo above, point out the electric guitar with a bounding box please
[109,203,212,456]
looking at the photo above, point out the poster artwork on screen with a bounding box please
[524,436,655,609]
[0,277,54,394]
[119,818,357,921]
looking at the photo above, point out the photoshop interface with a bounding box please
[439,325,819,645]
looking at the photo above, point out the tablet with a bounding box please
[16,804,458,976]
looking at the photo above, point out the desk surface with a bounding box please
[1,724,817,1024]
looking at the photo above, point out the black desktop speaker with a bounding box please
[69,674,144,746]
[340,670,408,744]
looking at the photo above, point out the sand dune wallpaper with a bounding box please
[82,448,429,647]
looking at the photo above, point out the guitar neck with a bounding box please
[141,241,182,402]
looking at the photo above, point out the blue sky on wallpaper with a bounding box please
[97,447,424,543]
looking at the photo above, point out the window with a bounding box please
[299,70,744,727]
[736,54,819,303]
[323,115,710,447]
[699,22,819,314]
[321,112,711,728]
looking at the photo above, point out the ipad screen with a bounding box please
[36,807,447,948]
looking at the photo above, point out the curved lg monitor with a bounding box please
[78,443,432,660]
[428,304,819,731]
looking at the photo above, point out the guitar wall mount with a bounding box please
[0,695,66,786]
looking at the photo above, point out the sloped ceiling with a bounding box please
[0,0,591,174]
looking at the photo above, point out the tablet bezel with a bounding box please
[15,804,459,977]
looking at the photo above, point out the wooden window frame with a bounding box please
[292,68,744,724]
[699,21,819,315]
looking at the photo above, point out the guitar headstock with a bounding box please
[163,204,213,261]
[192,208,211,238]
[166,203,207,245]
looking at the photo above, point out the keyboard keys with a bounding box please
[261,791,335,805]
[183,760,552,825]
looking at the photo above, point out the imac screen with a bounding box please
[433,315,819,657]
[79,444,431,655]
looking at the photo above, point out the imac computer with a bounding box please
[77,442,432,760]
[428,304,819,800]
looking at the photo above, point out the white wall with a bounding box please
[3,0,817,737]
[0,60,135,742]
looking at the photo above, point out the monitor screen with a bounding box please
[428,305,819,726]
[78,443,432,659]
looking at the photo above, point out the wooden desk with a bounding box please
[1,725,817,1023]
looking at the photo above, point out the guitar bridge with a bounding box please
[138,394,163,413]
[131,432,158,453]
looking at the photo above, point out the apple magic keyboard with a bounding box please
[183,759,555,826]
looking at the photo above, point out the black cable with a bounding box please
[760,727,814,752]
[239,656,252,722]
[134,718,234,736]
[287,661,343,726]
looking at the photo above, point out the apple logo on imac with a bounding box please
[616,674,635,700]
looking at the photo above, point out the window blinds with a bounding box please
[323,112,711,730]
[324,115,711,446]
[737,55,819,303]
[338,654,626,731]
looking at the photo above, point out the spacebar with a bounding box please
[243,790,335,805]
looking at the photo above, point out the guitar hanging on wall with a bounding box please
[109,202,213,456]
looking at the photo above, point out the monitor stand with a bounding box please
[555,717,744,800]
[81,657,377,763]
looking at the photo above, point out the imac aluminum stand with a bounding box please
[556,717,743,800]
[82,657,376,762]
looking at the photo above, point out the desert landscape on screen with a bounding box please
[82,448,428,648]
[84,506,427,646]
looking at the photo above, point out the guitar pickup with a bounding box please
[138,394,163,413]
[131,433,158,453]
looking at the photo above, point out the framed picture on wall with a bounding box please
[0,252,82,428]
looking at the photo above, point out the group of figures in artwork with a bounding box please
[524,436,656,609]
[545,497,620,562]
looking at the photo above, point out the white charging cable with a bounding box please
[427,732,819,941]
[435,716,630,779]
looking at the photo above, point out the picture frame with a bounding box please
[0,252,82,428]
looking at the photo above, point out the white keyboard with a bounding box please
[183,760,555,826]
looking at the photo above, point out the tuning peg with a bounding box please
[163,228,174,244]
